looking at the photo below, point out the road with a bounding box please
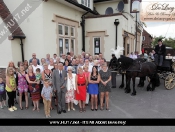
[0,75,175,132]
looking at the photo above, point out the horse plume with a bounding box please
[111,46,124,58]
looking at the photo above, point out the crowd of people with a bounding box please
[0,51,113,118]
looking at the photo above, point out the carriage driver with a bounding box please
[154,39,166,66]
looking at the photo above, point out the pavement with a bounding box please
[0,75,175,132]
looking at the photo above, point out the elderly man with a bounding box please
[46,54,50,64]
[70,51,74,60]
[78,58,84,68]
[32,59,43,73]
[29,53,40,65]
[53,54,57,63]
[84,59,93,72]
[60,54,66,63]
[52,63,67,114]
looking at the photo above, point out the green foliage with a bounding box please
[152,36,175,49]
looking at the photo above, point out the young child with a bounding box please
[41,79,52,118]
[0,77,6,109]
[35,68,42,83]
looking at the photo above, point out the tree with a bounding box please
[152,36,175,49]
[152,36,165,47]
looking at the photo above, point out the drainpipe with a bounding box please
[20,38,24,62]
[80,11,90,52]
[114,19,120,49]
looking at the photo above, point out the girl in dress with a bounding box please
[6,67,17,112]
[65,66,76,111]
[16,64,28,110]
[7,61,18,104]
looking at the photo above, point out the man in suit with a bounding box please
[52,62,67,114]
[154,39,166,66]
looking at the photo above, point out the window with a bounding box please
[105,7,113,15]
[65,26,69,36]
[127,44,130,54]
[81,0,84,4]
[81,0,90,7]
[71,39,75,52]
[94,37,100,55]
[71,27,75,36]
[58,24,76,55]
[59,38,63,55]
[88,0,90,7]
[142,36,145,41]
[58,25,63,35]
[65,39,69,54]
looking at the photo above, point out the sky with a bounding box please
[141,0,175,38]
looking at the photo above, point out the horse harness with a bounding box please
[126,61,144,76]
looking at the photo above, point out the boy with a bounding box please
[0,77,7,109]
[41,79,52,118]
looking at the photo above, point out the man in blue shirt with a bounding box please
[29,53,40,65]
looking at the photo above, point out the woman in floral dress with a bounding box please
[65,66,76,111]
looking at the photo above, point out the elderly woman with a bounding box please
[75,66,88,113]
[26,66,40,111]
[99,63,112,111]
[48,58,54,70]
[65,66,76,111]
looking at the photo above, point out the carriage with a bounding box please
[148,56,175,90]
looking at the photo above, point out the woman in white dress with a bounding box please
[65,66,76,111]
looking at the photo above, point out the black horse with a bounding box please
[119,57,147,89]
[118,57,160,96]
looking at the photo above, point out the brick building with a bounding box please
[142,29,153,48]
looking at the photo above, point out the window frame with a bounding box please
[142,36,145,41]
[70,39,75,52]
[58,24,64,36]
[93,37,101,55]
[64,25,69,36]
[71,27,75,37]
[81,0,90,8]
[58,38,64,56]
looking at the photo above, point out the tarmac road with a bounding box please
[0,75,175,131]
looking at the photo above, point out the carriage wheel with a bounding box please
[164,73,175,90]
[172,62,175,72]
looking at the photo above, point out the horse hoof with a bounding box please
[119,85,124,88]
[131,93,136,96]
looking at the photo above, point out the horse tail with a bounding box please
[151,72,160,88]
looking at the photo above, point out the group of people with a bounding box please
[129,39,167,66]
[0,51,112,118]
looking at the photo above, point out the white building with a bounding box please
[0,0,143,69]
